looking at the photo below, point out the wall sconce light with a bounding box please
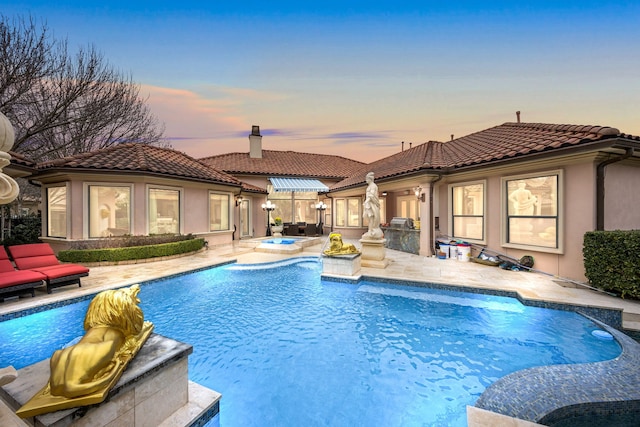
[235,195,243,206]
[414,186,425,202]
[381,191,388,196]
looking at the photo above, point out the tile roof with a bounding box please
[331,122,639,191]
[35,143,241,186]
[199,150,366,179]
[8,151,36,168]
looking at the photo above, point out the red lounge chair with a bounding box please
[0,246,46,302]
[8,243,89,294]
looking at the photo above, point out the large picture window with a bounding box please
[209,193,230,231]
[149,187,180,234]
[450,182,485,241]
[504,172,560,249]
[47,186,67,238]
[267,190,318,224]
[88,185,131,238]
[334,197,363,227]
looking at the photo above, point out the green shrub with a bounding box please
[583,230,640,299]
[0,214,42,246]
[68,234,196,250]
[59,238,205,263]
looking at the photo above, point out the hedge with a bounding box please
[583,230,640,299]
[58,238,206,264]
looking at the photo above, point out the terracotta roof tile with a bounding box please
[331,122,636,191]
[36,143,241,186]
[200,150,365,179]
[8,151,36,167]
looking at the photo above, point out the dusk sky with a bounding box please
[4,1,640,162]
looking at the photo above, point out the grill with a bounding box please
[389,217,414,229]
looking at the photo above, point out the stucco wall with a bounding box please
[604,162,640,230]
[435,162,600,282]
[40,174,236,250]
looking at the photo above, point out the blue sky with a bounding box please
[3,1,639,161]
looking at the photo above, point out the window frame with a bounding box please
[334,197,363,228]
[46,184,69,238]
[501,170,563,253]
[208,191,231,232]
[448,180,486,244]
[147,185,183,235]
[84,183,133,238]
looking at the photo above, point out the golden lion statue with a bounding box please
[18,285,154,418]
[323,232,359,255]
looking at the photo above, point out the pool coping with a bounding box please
[474,317,640,425]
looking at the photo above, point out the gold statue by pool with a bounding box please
[17,284,153,418]
[323,232,359,255]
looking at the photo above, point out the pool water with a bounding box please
[262,238,298,244]
[0,258,621,427]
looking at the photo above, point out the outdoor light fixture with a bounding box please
[315,201,327,235]
[414,186,425,202]
[235,195,243,206]
[261,200,276,236]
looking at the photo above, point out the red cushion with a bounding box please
[0,270,46,289]
[0,259,15,273]
[12,255,60,270]
[0,246,9,261]
[29,264,89,280]
[8,243,55,259]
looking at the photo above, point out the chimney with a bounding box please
[401,141,405,151]
[451,134,454,141]
[249,125,262,158]
[409,142,412,149]
[516,111,521,123]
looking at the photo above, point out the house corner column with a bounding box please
[418,182,433,257]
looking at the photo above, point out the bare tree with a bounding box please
[0,15,167,162]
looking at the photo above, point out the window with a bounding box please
[504,172,560,249]
[450,181,485,241]
[88,185,131,238]
[334,197,363,227]
[267,189,318,224]
[149,187,180,234]
[398,196,419,222]
[335,199,346,227]
[209,193,230,231]
[47,186,67,237]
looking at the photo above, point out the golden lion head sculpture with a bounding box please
[84,284,145,336]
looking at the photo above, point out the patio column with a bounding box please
[418,181,433,257]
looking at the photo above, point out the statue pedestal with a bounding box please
[0,334,221,427]
[360,238,389,269]
[322,253,361,276]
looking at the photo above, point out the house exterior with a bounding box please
[200,125,365,239]
[329,122,640,281]
[10,120,640,283]
[28,143,244,252]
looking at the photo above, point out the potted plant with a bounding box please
[272,217,284,236]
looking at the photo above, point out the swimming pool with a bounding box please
[0,258,621,426]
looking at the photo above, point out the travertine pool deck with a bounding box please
[1,238,640,426]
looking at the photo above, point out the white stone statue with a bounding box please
[362,172,383,239]
[0,112,19,205]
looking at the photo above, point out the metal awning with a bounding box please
[269,177,329,192]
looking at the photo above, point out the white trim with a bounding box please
[82,182,134,239]
[500,170,564,254]
[146,184,184,235]
[208,191,233,232]
[447,179,487,245]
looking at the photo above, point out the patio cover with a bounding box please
[269,177,329,192]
